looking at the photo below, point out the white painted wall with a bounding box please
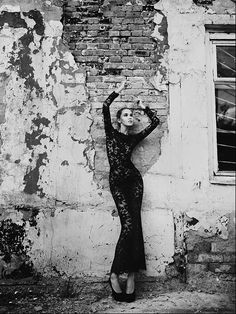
[0,0,235,278]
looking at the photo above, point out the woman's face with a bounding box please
[118,109,134,127]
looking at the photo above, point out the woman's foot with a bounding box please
[109,273,124,302]
[125,272,136,302]
[110,273,122,293]
[126,272,135,294]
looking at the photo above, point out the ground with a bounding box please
[0,276,235,314]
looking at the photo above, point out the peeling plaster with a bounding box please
[0,0,235,279]
[186,214,230,240]
[0,206,39,278]
[24,152,48,196]
[193,0,215,7]
[150,9,169,92]
[0,3,96,204]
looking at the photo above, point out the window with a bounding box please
[207,30,235,182]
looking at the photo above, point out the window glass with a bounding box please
[215,86,236,171]
[216,45,236,78]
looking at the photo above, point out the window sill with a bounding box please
[210,173,236,185]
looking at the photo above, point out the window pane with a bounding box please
[216,46,236,78]
[215,86,236,171]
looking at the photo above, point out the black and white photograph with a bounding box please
[0,0,235,313]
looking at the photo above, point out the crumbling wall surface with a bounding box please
[62,0,169,190]
[0,1,97,205]
[0,0,235,282]
[151,0,235,284]
[0,0,173,278]
[0,0,101,277]
[62,0,173,277]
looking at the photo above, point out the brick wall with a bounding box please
[186,212,236,278]
[62,0,169,189]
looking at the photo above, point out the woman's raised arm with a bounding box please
[134,99,159,142]
[102,80,127,134]
[103,92,119,134]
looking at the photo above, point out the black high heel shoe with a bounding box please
[108,278,125,302]
[125,290,136,303]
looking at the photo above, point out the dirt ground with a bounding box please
[0,276,235,314]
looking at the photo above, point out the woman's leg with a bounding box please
[126,272,135,294]
[110,184,134,275]
[127,178,146,272]
[110,272,122,293]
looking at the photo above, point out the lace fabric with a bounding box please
[103,91,159,274]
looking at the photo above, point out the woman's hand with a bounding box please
[115,80,128,94]
[136,97,146,110]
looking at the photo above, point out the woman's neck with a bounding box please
[119,124,129,135]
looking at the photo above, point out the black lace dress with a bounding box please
[103,91,159,275]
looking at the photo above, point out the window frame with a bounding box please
[206,30,236,185]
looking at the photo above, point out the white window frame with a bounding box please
[206,31,235,185]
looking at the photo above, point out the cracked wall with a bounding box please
[0,0,173,278]
[0,0,235,281]
[62,0,169,191]
[0,3,96,205]
[0,0,100,277]
[149,0,235,282]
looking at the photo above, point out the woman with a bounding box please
[103,80,159,302]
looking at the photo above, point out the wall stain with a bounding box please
[61,160,69,166]
[56,103,87,116]
[165,252,187,283]
[25,116,51,149]
[2,10,45,93]
[24,115,51,196]
[15,205,40,229]
[0,11,27,29]
[0,219,34,279]
[185,216,199,228]
[32,115,50,128]
[23,10,45,36]
[9,33,41,92]
[0,10,44,35]
[25,131,48,150]
[23,152,47,197]
[193,0,216,6]
[0,220,25,263]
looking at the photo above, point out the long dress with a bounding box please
[103,91,159,275]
